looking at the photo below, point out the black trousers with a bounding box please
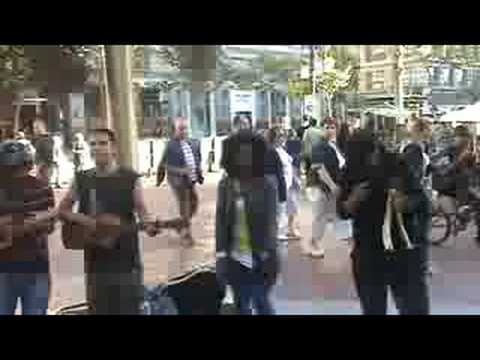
[351,246,430,315]
[86,269,143,315]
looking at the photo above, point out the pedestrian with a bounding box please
[221,115,287,207]
[302,117,323,176]
[431,125,480,245]
[58,128,160,315]
[72,132,89,173]
[286,129,303,240]
[31,118,60,187]
[338,129,430,315]
[216,129,279,315]
[0,140,57,315]
[156,117,204,247]
[266,127,293,242]
[305,117,345,258]
[400,116,433,275]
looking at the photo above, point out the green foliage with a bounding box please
[288,78,311,97]
[0,45,34,89]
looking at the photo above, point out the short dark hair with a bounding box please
[233,115,252,129]
[310,118,318,127]
[223,130,266,178]
[90,128,117,143]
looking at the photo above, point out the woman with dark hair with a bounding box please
[216,130,279,315]
[338,130,430,315]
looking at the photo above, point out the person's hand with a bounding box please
[184,165,194,176]
[143,222,160,237]
[0,216,13,250]
[344,181,370,215]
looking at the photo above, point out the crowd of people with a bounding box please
[1,112,479,316]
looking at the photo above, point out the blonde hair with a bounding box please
[408,117,431,139]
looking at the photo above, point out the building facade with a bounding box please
[134,45,305,141]
[357,45,480,117]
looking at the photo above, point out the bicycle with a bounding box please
[431,190,475,246]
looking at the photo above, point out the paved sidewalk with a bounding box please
[45,172,480,314]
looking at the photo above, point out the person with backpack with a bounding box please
[0,141,57,314]
[399,117,433,274]
[338,130,430,315]
[216,129,279,315]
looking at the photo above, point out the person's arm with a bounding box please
[58,182,95,230]
[132,179,158,237]
[196,141,204,183]
[274,150,287,203]
[215,179,228,256]
[220,137,229,170]
[265,179,278,253]
[403,143,425,186]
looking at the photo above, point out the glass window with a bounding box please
[215,89,231,136]
[190,90,210,138]
[371,70,384,90]
[255,91,269,130]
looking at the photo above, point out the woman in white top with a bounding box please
[266,127,293,241]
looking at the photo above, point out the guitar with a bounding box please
[62,215,190,250]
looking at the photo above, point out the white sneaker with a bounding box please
[310,248,325,258]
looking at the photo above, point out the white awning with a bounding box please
[363,107,413,118]
[439,102,480,123]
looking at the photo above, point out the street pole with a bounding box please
[98,45,112,128]
[394,45,406,144]
[309,45,317,124]
[104,45,139,170]
[267,89,272,129]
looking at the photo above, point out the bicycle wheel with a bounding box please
[431,211,452,246]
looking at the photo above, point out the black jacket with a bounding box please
[311,140,342,184]
[338,143,430,250]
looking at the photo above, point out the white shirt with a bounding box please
[276,146,294,190]
[328,141,346,170]
[180,140,197,183]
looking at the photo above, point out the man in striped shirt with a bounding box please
[157,118,203,247]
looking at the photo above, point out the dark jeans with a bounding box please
[170,183,199,221]
[86,270,143,315]
[0,272,49,315]
[226,259,275,315]
[351,246,430,315]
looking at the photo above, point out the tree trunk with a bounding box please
[326,94,333,117]
[104,45,138,169]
